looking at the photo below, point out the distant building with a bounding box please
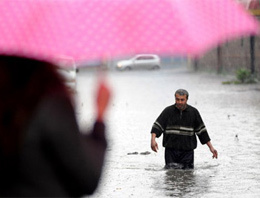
[191,1,260,77]
[237,0,260,9]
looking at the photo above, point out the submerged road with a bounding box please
[76,65,260,198]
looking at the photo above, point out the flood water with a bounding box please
[76,65,260,198]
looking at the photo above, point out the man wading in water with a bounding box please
[150,89,218,169]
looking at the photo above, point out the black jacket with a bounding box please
[151,104,210,151]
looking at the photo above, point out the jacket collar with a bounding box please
[174,104,190,112]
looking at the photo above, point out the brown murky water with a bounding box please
[76,65,260,198]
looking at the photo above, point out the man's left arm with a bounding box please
[194,109,218,159]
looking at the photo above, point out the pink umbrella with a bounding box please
[0,0,258,64]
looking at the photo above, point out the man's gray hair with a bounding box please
[175,89,189,99]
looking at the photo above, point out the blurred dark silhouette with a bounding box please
[0,55,110,197]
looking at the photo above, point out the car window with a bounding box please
[136,56,155,60]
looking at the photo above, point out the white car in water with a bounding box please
[116,54,161,71]
[56,56,77,94]
[57,66,77,93]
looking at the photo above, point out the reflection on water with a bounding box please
[163,169,197,197]
[152,167,212,198]
[78,67,260,198]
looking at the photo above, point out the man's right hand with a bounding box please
[151,139,158,152]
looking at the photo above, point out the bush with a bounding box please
[236,68,251,83]
[222,68,257,84]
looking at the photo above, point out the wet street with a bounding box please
[76,65,260,198]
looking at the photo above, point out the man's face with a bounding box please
[175,94,188,110]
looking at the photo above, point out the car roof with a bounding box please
[135,54,158,56]
[134,54,159,58]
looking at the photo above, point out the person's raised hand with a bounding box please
[96,79,110,122]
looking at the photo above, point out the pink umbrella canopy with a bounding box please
[0,0,259,64]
